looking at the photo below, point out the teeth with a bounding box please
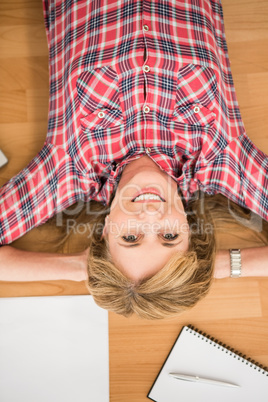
[133,193,163,202]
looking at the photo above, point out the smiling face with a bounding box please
[103,156,190,282]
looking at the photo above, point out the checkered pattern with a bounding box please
[0,0,267,245]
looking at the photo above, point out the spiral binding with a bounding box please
[187,325,268,376]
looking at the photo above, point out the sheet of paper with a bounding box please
[0,150,8,168]
[0,295,109,402]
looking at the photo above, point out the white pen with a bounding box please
[169,373,240,388]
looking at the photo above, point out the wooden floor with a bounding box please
[0,1,268,401]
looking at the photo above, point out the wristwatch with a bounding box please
[229,249,242,278]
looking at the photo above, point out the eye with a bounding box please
[121,234,141,243]
[160,233,179,241]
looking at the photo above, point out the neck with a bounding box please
[122,155,158,175]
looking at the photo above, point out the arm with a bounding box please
[0,143,97,245]
[201,133,268,222]
[214,246,268,279]
[0,246,89,282]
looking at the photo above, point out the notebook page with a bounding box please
[148,326,268,402]
[0,296,109,402]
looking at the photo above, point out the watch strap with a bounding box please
[230,249,242,278]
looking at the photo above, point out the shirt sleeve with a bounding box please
[0,142,96,245]
[197,133,268,221]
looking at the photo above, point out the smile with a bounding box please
[132,192,166,202]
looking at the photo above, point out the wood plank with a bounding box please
[0,121,47,180]
[26,88,49,122]
[0,57,48,91]
[0,0,44,27]
[0,25,48,59]
[0,90,27,123]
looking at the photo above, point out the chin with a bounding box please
[131,170,168,183]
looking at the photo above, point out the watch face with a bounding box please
[0,150,8,168]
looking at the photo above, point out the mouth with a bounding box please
[132,189,166,203]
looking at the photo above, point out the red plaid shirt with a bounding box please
[1,0,267,244]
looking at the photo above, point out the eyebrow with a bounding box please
[118,241,182,248]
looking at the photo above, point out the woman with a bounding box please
[0,0,268,318]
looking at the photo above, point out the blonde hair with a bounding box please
[49,193,267,320]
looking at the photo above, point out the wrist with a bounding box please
[215,247,268,279]
[59,250,88,282]
[214,250,230,279]
[74,249,89,281]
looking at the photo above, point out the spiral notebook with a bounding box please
[148,325,268,402]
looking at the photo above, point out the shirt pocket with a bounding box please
[171,64,217,129]
[167,64,219,163]
[80,108,124,131]
[76,66,123,130]
[176,64,218,109]
[172,103,215,127]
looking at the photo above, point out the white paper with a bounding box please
[0,150,8,168]
[0,295,109,402]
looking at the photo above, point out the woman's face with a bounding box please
[103,157,189,282]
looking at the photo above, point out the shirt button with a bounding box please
[143,25,149,31]
[143,65,150,73]
[98,111,105,118]
[143,106,150,113]
[193,106,200,114]
[146,147,152,154]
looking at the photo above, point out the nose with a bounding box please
[137,204,164,220]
